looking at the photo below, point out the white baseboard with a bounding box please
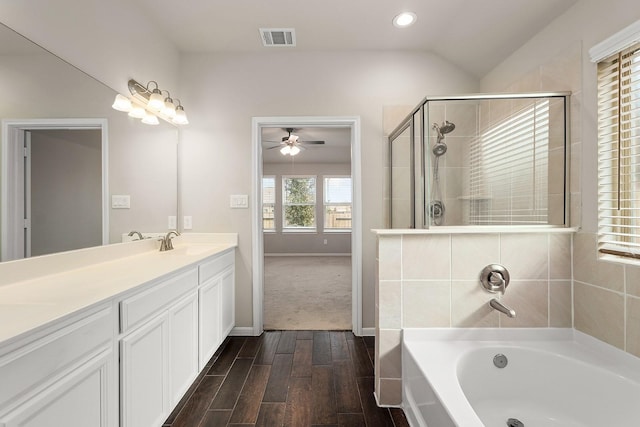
[264,253,351,257]
[230,326,257,336]
[361,327,375,336]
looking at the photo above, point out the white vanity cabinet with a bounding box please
[0,235,237,427]
[0,305,116,427]
[198,249,235,369]
[119,268,199,427]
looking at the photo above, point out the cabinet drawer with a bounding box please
[199,250,234,284]
[0,306,113,409]
[120,269,197,333]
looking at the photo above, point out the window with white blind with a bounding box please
[262,176,276,231]
[282,176,316,230]
[468,99,551,224]
[596,41,640,260]
[324,176,352,230]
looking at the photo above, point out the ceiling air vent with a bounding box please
[260,28,296,47]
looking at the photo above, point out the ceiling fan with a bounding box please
[264,128,325,156]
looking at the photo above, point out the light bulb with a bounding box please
[148,89,164,110]
[128,105,146,118]
[393,12,417,28]
[172,105,189,125]
[112,94,132,112]
[141,112,159,125]
[162,98,176,118]
[280,145,291,155]
[289,145,301,156]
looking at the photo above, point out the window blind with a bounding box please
[597,42,640,259]
[468,100,550,224]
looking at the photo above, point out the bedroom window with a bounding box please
[595,40,640,260]
[282,176,316,230]
[324,176,352,230]
[262,176,276,231]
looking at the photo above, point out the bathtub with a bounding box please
[402,328,640,427]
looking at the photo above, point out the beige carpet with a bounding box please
[264,256,352,330]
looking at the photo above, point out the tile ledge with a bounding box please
[372,226,578,235]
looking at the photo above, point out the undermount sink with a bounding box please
[165,244,219,256]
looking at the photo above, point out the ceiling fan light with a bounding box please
[289,145,301,156]
[280,145,291,155]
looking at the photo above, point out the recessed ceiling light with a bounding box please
[393,12,417,28]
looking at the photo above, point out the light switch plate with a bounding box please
[230,194,249,209]
[183,216,193,230]
[168,216,177,229]
[112,195,130,209]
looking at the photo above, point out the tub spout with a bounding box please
[489,298,516,318]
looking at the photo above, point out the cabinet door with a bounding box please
[220,266,235,338]
[169,292,198,406]
[198,276,221,369]
[0,350,113,427]
[120,313,169,427]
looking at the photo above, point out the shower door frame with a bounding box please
[388,91,572,229]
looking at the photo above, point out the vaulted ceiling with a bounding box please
[133,0,578,78]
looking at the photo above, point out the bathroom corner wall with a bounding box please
[374,230,572,406]
[573,232,640,357]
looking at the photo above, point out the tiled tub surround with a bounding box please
[374,229,574,406]
[573,232,640,356]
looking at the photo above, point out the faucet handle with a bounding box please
[480,264,510,294]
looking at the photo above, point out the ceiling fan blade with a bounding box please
[266,145,285,150]
[300,140,325,145]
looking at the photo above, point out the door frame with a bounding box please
[251,116,362,336]
[1,118,109,261]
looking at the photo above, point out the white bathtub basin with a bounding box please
[402,328,640,427]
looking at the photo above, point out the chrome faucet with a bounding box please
[489,298,516,318]
[159,230,180,251]
[128,230,144,241]
[480,264,517,318]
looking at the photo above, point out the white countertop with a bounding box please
[0,233,237,347]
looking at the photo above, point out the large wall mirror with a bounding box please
[0,23,178,261]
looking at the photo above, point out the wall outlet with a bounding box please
[323,239,328,245]
[183,216,193,230]
[168,216,177,229]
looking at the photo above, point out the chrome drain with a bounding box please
[507,418,524,427]
[493,353,508,368]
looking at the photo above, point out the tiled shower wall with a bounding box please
[374,231,572,406]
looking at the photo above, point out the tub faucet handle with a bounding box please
[480,264,510,294]
[489,272,506,294]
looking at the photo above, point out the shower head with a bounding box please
[433,141,447,156]
[432,120,455,140]
[440,120,455,134]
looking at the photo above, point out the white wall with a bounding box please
[0,0,180,96]
[178,50,479,329]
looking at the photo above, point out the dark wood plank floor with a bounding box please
[163,331,410,427]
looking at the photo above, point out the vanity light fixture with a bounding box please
[111,79,189,125]
[393,11,417,28]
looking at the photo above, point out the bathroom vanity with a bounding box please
[0,233,237,427]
